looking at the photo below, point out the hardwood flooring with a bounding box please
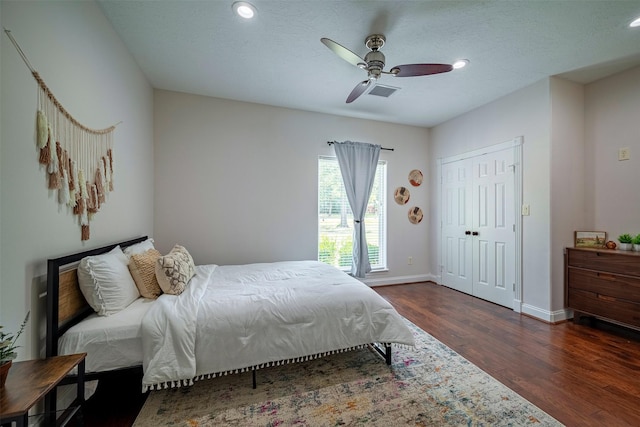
[77,282,640,426]
[376,282,640,427]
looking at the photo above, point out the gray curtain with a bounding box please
[333,141,381,278]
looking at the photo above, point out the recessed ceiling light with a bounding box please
[452,59,469,69]
[630,16,640,27]
[232,1,256,19]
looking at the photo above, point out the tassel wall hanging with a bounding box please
[5,28,120,241]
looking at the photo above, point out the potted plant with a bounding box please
[0,311,29,388]
[618,234,633,251]
[633,234,640,252]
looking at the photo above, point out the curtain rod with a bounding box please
[327,141,394,151]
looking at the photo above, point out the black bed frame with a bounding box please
[45,235,392,397]
[373,343,392,365]
[45,237,148,418]
[46,236,148,363]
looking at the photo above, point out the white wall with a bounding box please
[153,90,431,285]
[429,79,553,319]
[585,65,640,238]
[549,77,585,313]
[0,0,154,359]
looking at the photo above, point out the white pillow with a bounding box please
[77,246,140,316]
[123,238,155,259]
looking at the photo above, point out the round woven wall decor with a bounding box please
[408,169,423,187]
[394,186,410,205]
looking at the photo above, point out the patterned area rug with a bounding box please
[133,319,562,426]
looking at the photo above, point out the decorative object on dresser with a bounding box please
[633,234,640,252]
[618,233,634,251]
[574,230,606,248]
[565,247,640,330]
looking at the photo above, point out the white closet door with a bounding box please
[471,149,515,307]
[440,158,472,294]
[440,146,516,308]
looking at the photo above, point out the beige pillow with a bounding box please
[155,245,195,295]
[123,238,155,260]
[129,249,162,299]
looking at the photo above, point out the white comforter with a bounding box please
[141,261,415,391]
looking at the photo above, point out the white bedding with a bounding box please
[59,297,155,373]
[141,261,415,391]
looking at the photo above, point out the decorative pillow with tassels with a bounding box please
[77,246,140,316]
[155,245,195,295]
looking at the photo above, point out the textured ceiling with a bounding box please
[98,0,640,128]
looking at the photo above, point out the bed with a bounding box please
[46,237,415,394]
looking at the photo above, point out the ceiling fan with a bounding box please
[321,34,453,103]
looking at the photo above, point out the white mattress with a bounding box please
[59,297,155,373]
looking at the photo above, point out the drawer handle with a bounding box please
[597,272,616,281]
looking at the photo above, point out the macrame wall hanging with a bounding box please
[5,28,121,241]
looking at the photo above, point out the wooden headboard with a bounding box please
[45,236,148,359]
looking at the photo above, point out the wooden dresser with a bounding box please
[565,247,640,330]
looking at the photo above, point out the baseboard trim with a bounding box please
[425,273,440,283]
[362,275,569,324]
[521,304,572,323]
[551,308,573,323]
[363,274,433,287]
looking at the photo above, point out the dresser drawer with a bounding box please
[568,288,640,328]
[567,249,640,276]
[567,268,640,302]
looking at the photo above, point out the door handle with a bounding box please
[465,231,471,235]
[472,231,479,236]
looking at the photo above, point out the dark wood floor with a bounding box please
[77,282,640,426]
[377,282,640,427]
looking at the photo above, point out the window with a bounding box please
[318,156,387,270]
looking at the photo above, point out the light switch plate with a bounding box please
[521,204,530,216]
[619,147,630,161]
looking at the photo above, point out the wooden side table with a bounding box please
[0,353,86,427]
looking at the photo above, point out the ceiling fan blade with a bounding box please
[321,38,366,68]
[346,80,371,103]
[390,63,453,77]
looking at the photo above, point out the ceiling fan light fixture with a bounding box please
[453,59,469,69]
[630,16,640,27]
[323,34,459,102]
[232,1,256,19]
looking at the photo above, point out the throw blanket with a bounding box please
[141,261,415,391]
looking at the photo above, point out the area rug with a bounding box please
[133,319,562,426]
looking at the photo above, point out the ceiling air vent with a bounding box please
[368,84,400,98]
